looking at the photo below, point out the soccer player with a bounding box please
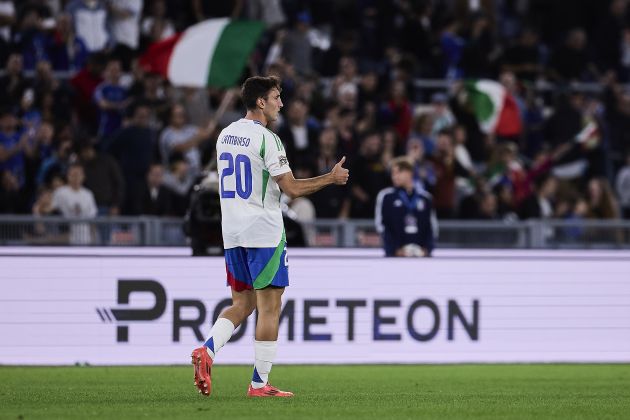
[191,76,349,398]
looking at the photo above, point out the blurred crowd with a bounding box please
[1,0,630,230]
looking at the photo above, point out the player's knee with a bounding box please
[234,302,254,320]
[257,303,281,318]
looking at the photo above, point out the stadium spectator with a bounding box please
[170,86,212,128]
[0,53,29,109]
[129,71,168,128]
[0,1,16,66]
[70,52,105,133]
[29,185,64,241]
[593,0,627,74]
[0,169,28,213]
[131,162,173,216]
[64,0,110,53]
[108,0,143,69]
[31,186,59,219]
[246,0,286,29]
[159,103,213,179]
[350,131,390,218]
[476,191,500,220]
[602,74,630,166]
[406,137,436,194]
[545,90,584,148]
[93,56,129,139]
[51,162,98,245]
[18,88,42,131]
[335,107,358,157]
[616,151,630,219]
[384,80,412,141]
[309,127,350,218]
[28,120,54,166]
[106,102,156,214]
[47,13,89,72]
[500,27,543,82]
[162,152,193,216]
[439,17,465,80]
[409,113,436,157]
[460,11,496,78]
[277,97,319,170]
[331,56,360,102]
[0,109,27,189]
[375,156,435,257]
[430,129,459,218]
[282,11,314,76]
[357,70,379,110]
[429,92,456,136]
[586,177,620,220]
[548,28,596,82]
[140,0,175,44]
[519,174,559,220]
[77,140,125,216]
[12,4,49,71]
[585,176,621,243]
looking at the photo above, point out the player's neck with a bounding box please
[244,110,268,127]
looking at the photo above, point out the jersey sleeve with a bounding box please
[262,131,291,177]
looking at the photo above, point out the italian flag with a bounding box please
[465,80,522,137]
[574,119,600,150]
[139,18,265,88]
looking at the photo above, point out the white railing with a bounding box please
[0,215,628,249]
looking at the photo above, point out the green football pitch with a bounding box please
[1,364,629,419]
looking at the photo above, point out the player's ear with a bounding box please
[257,98,265,109]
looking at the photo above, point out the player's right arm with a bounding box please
[274,156,349,199]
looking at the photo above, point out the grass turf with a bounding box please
[0,365,629,419]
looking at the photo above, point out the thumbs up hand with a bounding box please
[330,156,349,185]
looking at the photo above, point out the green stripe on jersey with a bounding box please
[264,128,284,151]
[274,133,284,151]
[261,169,269,206]
[260,134,268,206]
[253,230,286,289]
[259,134,266,158]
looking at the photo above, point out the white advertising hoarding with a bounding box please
[1,248,629,365]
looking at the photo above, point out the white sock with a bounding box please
[203,318,235,360]
[251,340,277,389]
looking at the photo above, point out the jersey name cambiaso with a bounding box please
[216,118,291,248]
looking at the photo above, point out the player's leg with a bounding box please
[192,288,256,396]
[192,247,256,396]
[248,286,292,397]
[246,244,293,397]
[205,287,256,359]
[253,286,283,382]
[202,246,257,359]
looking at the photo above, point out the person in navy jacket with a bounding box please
[375,157,437,257]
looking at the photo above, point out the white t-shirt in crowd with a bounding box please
[52,185,98,245]
[66,0,109,52]
[0,1,15,42]
[216,119,291,248]
[110,0,143,49]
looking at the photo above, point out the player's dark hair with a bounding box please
[241,76,282,110]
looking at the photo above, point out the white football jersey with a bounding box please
[216,118,291,248]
